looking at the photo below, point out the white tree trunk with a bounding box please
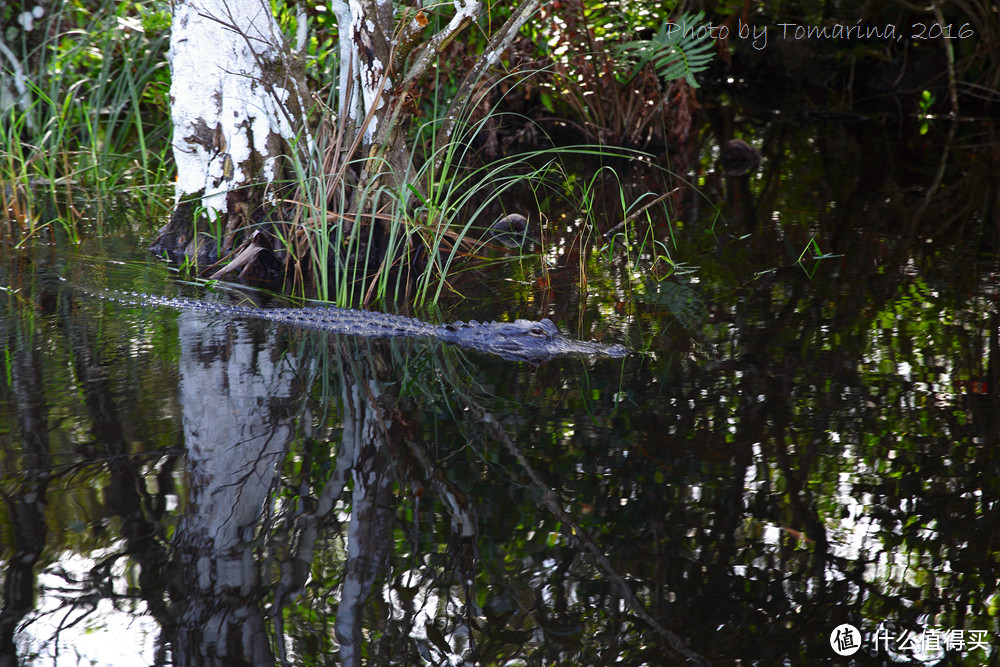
[152,0,541,278]
[153,0,309,262]
[172,311,300,664]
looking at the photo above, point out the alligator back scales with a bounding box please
[92,290,629,363]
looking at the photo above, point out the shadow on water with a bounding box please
[3,110,1000,666]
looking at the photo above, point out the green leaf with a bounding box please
[614,12,716,88]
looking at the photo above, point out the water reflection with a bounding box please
[170,311,298,665]
[2,115,1000,666]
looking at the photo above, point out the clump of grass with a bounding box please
[0,0,173,242]
[271,83,696,309]
[267,67,563,306]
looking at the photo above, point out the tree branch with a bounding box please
[433,0,542,150]
[402,0,483,89]
[471,405,711,666]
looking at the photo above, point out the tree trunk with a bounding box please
[150,0,310,266]
[170,310,300,665]
[152,0,542,291]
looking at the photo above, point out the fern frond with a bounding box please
[614,12,716,88]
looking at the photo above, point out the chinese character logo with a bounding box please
[831,623,862,656]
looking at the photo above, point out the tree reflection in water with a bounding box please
[2,117,1000,665]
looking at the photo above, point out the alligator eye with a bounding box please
[529,326,546,337]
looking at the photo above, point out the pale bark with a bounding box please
[335,351,393,666]
[332,0,482,153]
[154,0,542,278]
[171,311,300,665]
[0,36,33,130]
[152,0,309,264]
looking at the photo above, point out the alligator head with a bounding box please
[440,318,629,364]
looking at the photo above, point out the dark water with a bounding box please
[3,113,1000,666]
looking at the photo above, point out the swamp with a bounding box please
[2,0,1000,665]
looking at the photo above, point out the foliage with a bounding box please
[615,12,715,88]
[0,0,173,241]
[1,0,708,305]
[526,0,702,149]
[5,66,1000,664]
[273,56,683,306]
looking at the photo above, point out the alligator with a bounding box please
[93,290,630,364]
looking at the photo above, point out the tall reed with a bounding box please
[0,0,173,240]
